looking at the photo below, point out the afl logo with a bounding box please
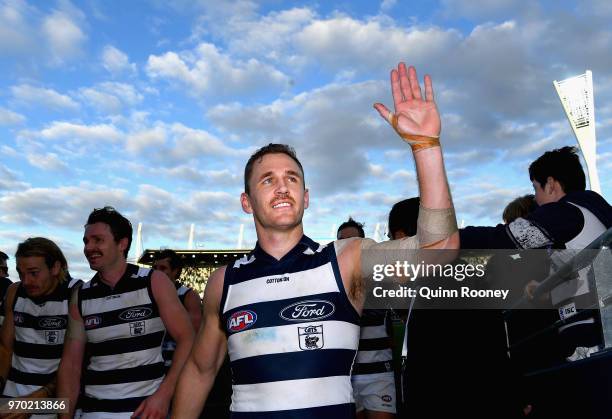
[280,300,335,321]
[39,317,67,329]
[227,310,257,332]
[381,395,392,403]
[119,307,152,321]
[84,315,102,329]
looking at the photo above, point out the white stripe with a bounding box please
[351,371,395,382]
[14,328,66,346]
[89,347,163,372]
[360,325,387,339]
[15,297,67,316]
[134,267,151,278]
[355,348,393,364]
[82,288,152,315]
[3,381,40,397]
[231,375,353,412]
[223,262,339,312]
[85,377,163,400]
[86,317,165,343]
[228,321,359,361]
[12,355,59,375]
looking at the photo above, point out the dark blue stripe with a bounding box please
[84,362,165,385]
[82,303,159,329]
[8,368,55,386]
[14,341,63,359]
[230,349,356,385]
[87,330,165,356]
[12,311,68,330]
[230,403,356,419]
[352,361,394,375]
[358,337,391,351]
[223,292,360,336]
[229,242,334,285]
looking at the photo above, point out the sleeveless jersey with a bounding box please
[220,236,361,419]
[161,282,192,368]
[352,310,393,376]
[3,277,81,419]
[78,264,166,416]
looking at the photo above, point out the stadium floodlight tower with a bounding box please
[553,70,601,193]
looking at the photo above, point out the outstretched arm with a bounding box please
[374,62,458,249]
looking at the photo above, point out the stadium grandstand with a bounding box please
[138,249,249,295]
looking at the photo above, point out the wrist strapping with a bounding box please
[389,112,440,152]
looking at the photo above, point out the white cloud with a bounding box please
[41,6,87,65]
[126,126,166,153]
[25,152,69,172]
[39,121,122,142]
[0,107,25,125]
[0,0,36,55]
[101,45,137,74]
[0,163,28,191]
[380,0,396,12]
[11,84,79,111]
[295,17,461,72]
[78,82,144,114]
[146,42,290,99]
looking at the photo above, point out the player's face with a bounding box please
[83,222,127,272]
[16,256,60,298]
[0,259,8,278]
[242,153,309,231]
[532,179,552,206]
[153,257,178,282]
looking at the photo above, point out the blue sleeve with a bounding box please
[524,201,584,246]
[460,224,516,249]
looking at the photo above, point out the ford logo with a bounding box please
[119,307,152,321]
[280,300,335,322]
[39,317,67,329]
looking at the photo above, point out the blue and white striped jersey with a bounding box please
[220,235,360,419]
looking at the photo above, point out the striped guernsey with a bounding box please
[78,264,166,416]
[220,235,360,419]
[3,277,81,419]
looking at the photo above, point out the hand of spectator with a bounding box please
[374,62,441,139]
[131,388,170,419]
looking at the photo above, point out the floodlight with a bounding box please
[553,71,600,193]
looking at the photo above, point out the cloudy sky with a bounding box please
[1,0,610,279]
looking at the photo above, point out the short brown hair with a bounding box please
[244,143,305,194]
[15,237,68,282]
[503,194,536,224]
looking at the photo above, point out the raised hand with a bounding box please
[374,62,441,141]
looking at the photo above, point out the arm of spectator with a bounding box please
[184,289,203,332]
[0,283,18,393]
[461,200,583,250]
[57,285,86,419]
[172,266,228,418]
[132,271,195,419]
[460,225,516,250]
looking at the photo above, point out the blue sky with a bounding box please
[1,0,611,280]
